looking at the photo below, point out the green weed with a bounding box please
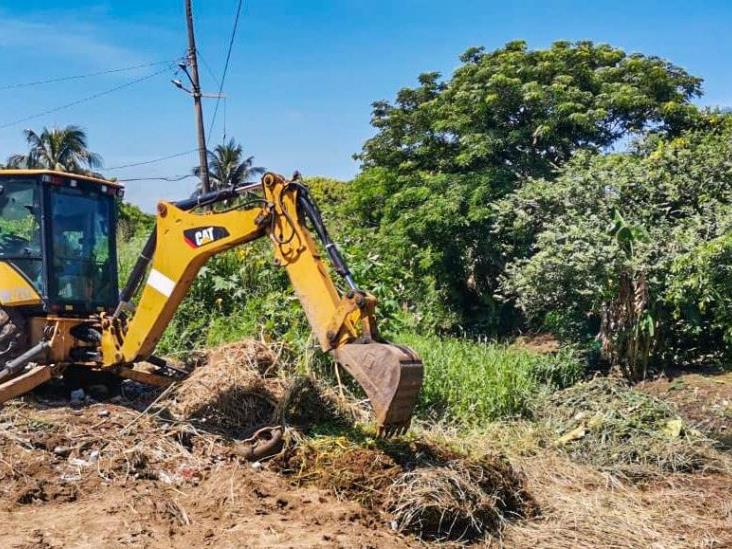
[400,334,583,425]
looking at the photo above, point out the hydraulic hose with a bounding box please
[294,185,358,291]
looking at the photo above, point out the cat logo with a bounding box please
[183,226,230,249]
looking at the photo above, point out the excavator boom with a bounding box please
[93,173,423,435]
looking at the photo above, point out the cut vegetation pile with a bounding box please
[276,436,534,542]
[544,376,728,476]
[385,453,534,541]
[169,341,286,439]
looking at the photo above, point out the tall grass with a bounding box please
[400,334,583,425]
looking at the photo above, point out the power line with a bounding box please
[196,50,220,87]
[0,60,178,91]
[208,0,244,137]
[0,66,173,131]
[117,174,196,182]
[106,149,199,171]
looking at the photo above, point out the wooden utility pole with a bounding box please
[184,0,211,194]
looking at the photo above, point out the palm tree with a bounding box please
[192,138,264,194]
[6,126,102,174]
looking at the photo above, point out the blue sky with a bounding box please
[1,1,730,211]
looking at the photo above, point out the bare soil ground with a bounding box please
[1,345,731,548]
[0,402,410,549]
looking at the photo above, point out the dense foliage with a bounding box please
[112,40,729,394]
[347,41,704,335]
[358,40,701,177]
[496,116,732,368]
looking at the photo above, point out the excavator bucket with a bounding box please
[331,342,423,437]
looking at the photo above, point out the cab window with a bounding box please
[49,187,115,308]
[0,178,44,292]
[0,178,42,259]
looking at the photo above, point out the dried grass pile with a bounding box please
[277,436,534,542]
[386,454,534,541]
[543,377,727,476]
[277,436,403,507]
[169,341,286,439]
[275,375,347,429]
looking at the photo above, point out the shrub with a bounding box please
[495,116,732,367]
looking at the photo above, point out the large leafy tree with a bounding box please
[347,41,703,334]
[358,40,702,178]
[193,138,264,193]
[6,126,102,174]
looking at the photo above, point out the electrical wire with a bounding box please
[0,59,178,91]
[207,0,244,137]
[106,149,199,171]
[0,66,173,130]
[117,175,196,182]
[196,50,220,87]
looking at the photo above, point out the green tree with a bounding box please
[348,41,703,333]
[358,40,702,178]
[6,126,102,174]
[192,138,264,193]
[495,115,732,367]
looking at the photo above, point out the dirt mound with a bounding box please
[277,436,403,507]
[276,436,534,542]
[543,376,729,477]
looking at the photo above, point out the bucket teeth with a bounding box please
[331,342,423,438]
[378,423,409,438]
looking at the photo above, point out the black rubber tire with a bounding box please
[0,306,28,366]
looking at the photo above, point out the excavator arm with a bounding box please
[100,173,422,435]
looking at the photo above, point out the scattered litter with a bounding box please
[53,446,72,457]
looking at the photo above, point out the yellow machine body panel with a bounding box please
[0,261,43,307]
[106,203,264,363]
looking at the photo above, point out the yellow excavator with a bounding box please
[0,169,422,437]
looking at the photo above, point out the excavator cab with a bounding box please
[0,171,120,315]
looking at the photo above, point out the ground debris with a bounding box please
[386,453,535,541]
[168,341,286,439]
[543,376,730,477]
[275,435,534,542]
